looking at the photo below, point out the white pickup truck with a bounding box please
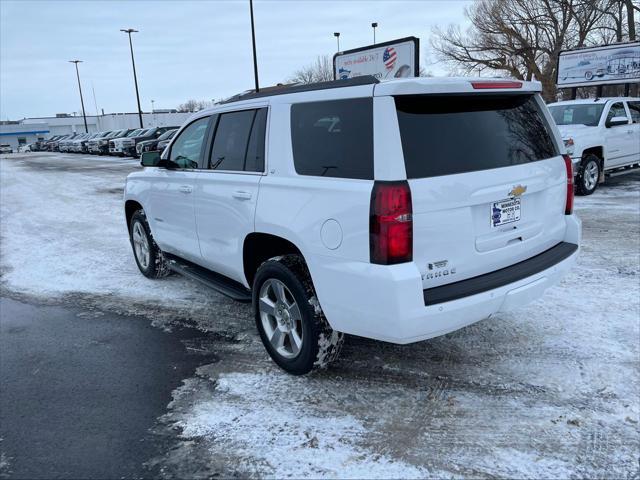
[548,97,640,195]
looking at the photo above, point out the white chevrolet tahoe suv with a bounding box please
[548,97,640,195]
[124,76,581,375]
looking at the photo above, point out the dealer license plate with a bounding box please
[491,198,521,227]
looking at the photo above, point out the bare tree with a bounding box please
[288,55,334,84]
[431,0,638,101]
[177,99,210,112]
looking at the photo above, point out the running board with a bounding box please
[164,254,252,302]
[606,165,640,178]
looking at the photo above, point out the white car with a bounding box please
[124,76,581,375]
[0,144,13,154]
[549,97,640,195]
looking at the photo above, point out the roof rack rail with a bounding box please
[220,75,380,104]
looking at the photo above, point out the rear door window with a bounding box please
[290,98,373,179]
[210,110,255,171]
[208,108,267,172]
[395,94,558,179]
[244,108,267,172]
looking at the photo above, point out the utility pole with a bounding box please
[69,60,88,133]
[371,22,378,44]
[249,0,259,92]
[334,32,340,52]
[120,28,144,128]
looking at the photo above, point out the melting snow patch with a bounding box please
[174,372,429,478]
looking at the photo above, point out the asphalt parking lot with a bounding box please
[1,152,638,478]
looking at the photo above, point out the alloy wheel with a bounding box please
[583,160,599,191]
[132,221,150,269]
[259,278,304,359]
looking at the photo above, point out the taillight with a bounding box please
[370,181,413,265]
[563,154,574,215]
[471,81,523,89]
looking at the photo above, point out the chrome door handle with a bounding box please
[179,185,192,194]
[232,191,252,200]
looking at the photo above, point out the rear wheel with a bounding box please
[253,255,343,375]
[576,154,601,196]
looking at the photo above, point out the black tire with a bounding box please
[252,255,344,375]
[576,154,601,196]
[129,209,170,279]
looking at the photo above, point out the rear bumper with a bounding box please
[424,242,577,305]
[309,214,581,344]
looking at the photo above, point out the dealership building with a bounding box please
[0,111,192,150]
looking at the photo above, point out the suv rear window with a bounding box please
[395,94,557,179]
[291,98,373,180]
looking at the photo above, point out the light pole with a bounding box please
[334,32,340,52]
[371,22,378,44]
[120,28,144,128]
[68,60,88,133]
[151,99,156,126]
[249,0,260,92]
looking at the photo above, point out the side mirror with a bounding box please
[140,151,161,167]
[607,116,628,128]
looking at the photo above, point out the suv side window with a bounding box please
[169,117,210,169]
[627,101,640,124]
[290,98,374,180]
[606,102,628,124]
[245,108,267,172]
[209,108,267,172]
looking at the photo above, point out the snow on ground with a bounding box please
[0,153,246,331]
[1,152,639,478]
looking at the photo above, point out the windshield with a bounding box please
[158,129,177,141]
[127,129,142,137]
[549,104,605,126]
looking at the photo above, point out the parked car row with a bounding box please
[109,126,177,156]
[29,127,179,157]
[136,128,178,156]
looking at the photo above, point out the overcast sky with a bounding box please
[0,0,472,120]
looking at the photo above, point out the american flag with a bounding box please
[383,47,397,70]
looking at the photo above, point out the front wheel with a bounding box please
[253,255,344,375]
[576,155,601,196]
[129,209,170,278]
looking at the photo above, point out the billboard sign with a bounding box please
[557,41,640,88]
[333,37,419,81]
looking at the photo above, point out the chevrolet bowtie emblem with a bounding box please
[509,185,527,197]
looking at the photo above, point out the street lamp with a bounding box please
[249,0,260,93]
[120,28,144,128]
[68,60,88,133]
[334,32,340,52]
[371,22,378,44]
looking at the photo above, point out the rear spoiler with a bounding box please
[374,77,542,97]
